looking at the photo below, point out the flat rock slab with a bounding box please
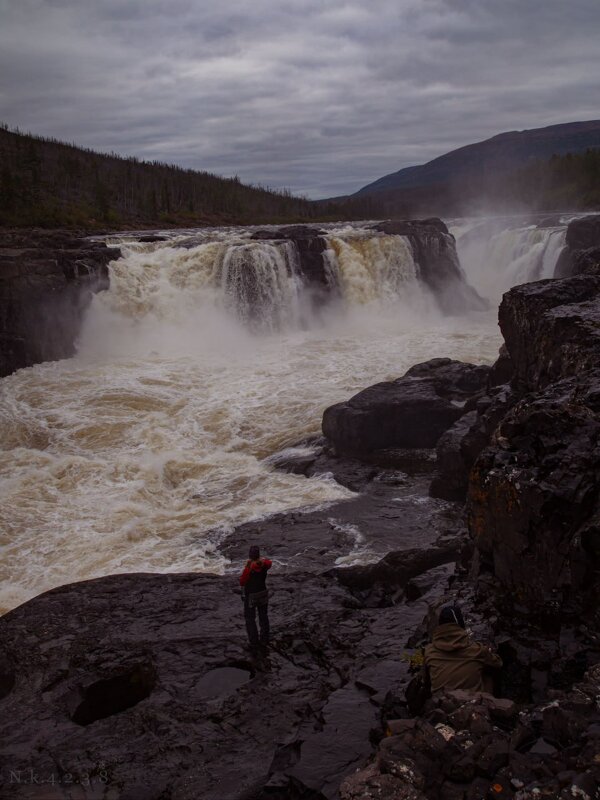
[0,568,454,800]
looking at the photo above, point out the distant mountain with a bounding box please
[355,120,600,197]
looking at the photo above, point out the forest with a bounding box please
[341,148,600,218]
[510,148,600,209]
[0,125,362,229]
[0,124,597,229]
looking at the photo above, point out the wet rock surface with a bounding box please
[219,470,463,575]
[322,359,489,457]
[0,566,452,800]
[0,229,119,376]
[557,214,600,278]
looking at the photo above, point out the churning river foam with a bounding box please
[1,219,569,613]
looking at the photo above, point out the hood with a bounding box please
[431,623,470,651]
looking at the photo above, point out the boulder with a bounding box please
[403,359,490,397]
[429,411,478,501]
[322,359,490,457]
[499,274,600,391]
[487,344,514,388]
[565,215,600,251]
[429,380,520,503]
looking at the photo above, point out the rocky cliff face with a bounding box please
[554,213,600,278]
[372,219,487,313]
[0,230,120,377]
[467,273,600,619]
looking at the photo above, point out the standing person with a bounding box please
[239,545,272,648]
[424,604,502,694]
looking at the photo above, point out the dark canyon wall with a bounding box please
[0,230,120,377]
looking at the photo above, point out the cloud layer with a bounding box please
[1,0,599,197]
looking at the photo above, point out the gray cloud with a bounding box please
[0,0,598,197]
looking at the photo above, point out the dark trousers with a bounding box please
[244,599,270,645]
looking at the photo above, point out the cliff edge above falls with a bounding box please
[467,271,600,619]
[0,229,120,377]
[0,219,485,378]
[250,218,487,315]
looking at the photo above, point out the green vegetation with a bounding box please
[510,148,600,210]
[0,124,365,229]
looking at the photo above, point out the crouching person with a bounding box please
[424,605,502,694]
[239,545,271,648]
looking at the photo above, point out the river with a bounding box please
[0,217,571,612]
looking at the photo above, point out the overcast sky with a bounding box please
[0,0,599,198]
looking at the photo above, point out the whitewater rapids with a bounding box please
[2,220,560,613]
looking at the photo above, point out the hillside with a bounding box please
[355,120,600,197]
[0,126,359,229]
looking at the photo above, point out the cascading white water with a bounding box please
[0,225,502,614]
[87,230,436,338]
[218,241,305,330]
[451,220,567,304]
[325,233,429,308]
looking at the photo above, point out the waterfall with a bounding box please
[324,234,421,305]
[218,241,303,330]
[452,221,567,303]
[81,229,436,353]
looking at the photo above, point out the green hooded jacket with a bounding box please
[424,623,502,693]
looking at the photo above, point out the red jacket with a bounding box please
[239,558,272,588]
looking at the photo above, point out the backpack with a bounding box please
[405,665,431,715]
